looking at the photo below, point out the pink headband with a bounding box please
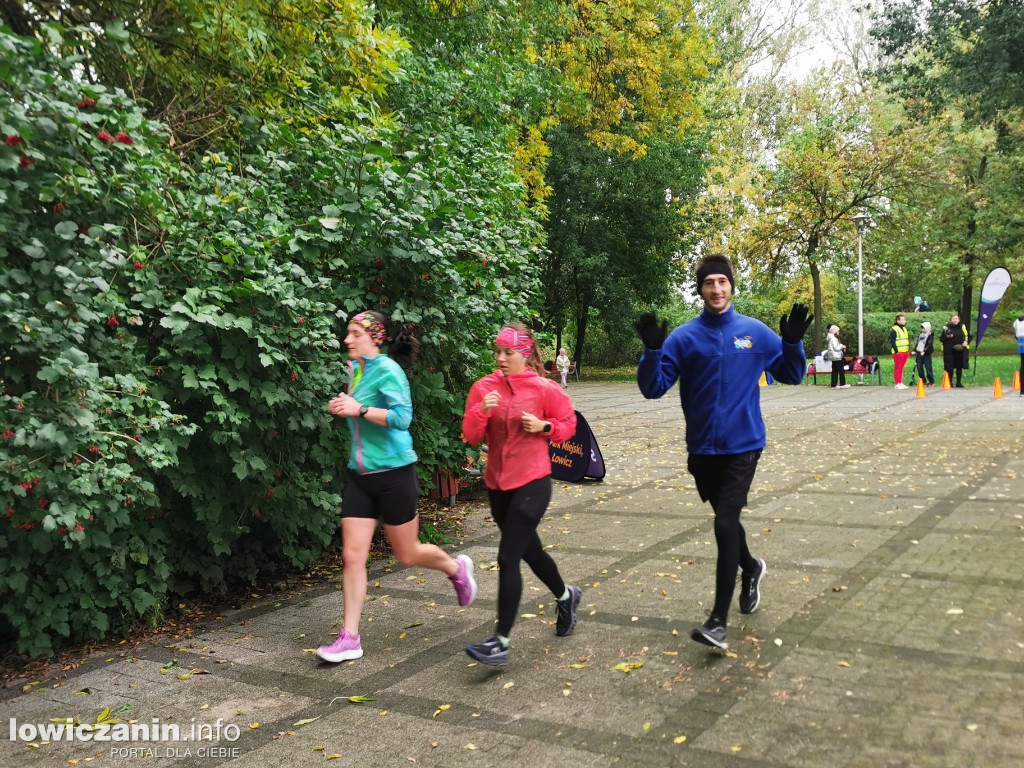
[351,312,387,345]
[495,326,533,356]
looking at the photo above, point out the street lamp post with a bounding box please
[852,212,870,383]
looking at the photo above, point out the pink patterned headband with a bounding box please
[351,312,387,345]
[495,326,533,356]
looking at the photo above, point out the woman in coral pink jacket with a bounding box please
[461,323,581,667]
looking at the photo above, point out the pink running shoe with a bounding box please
[316,629,363,663]
[449,554,477,607]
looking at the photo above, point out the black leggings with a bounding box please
[488,476,566,637]
[687,451,761,623]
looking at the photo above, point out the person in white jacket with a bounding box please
[555,348,571,389]
[1014,315,1024,396]
[827,325,849,388]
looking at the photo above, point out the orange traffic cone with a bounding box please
[941,372,952,390]
[993,377,1003,398]
[1014,370,1021,391]
[916,378,926,398]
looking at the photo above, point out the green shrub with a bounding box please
[1,31,196,654]
[0,26,540,656]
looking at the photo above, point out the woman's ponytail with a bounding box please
[389,322,420,371]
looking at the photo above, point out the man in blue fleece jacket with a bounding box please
[635,255,811,650]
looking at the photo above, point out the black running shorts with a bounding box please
[341,463,419,526]
[686,450,762,510]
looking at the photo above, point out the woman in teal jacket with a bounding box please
[316,311,476,663]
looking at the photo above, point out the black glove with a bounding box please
[779,303,813,344]
[634,312,668,350]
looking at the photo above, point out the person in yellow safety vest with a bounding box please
[889,313,911,390]
[941,312,971,388]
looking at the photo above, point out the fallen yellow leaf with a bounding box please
[464,744,477,750]
[249,722,259,729]
[674,735,687,744]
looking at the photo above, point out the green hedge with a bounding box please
[0,29,538,656]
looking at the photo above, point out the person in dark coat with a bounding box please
[940,313,970,388]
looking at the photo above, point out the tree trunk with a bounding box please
[804,233,821,351]
[960,155,986,342]
[960,263,975,339]
[573,303,589,376]
[809,259,822,352]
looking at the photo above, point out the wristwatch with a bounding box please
[358,404,369,419]
[542,421,552,434]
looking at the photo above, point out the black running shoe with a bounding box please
[691,618,728,650]
[556,585,582,637]
[739,558,766,615]
[465,636,509,667]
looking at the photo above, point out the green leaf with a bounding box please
[105,20,130,41]
[131,588,157,615]
[159,316,189,334]
[37,423,68,448]
[54,221,78,240]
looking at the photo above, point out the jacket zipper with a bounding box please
[352,362,367,473]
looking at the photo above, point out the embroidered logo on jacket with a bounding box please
[733,336,753,349]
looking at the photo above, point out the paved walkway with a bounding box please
[3,383,1024,767]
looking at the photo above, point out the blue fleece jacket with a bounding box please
[637,306,806,455]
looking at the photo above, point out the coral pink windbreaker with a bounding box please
[462,369,577,491]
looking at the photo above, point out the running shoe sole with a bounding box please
[690,626,728,650]
[316,646,363,663]
[465,645,508,667]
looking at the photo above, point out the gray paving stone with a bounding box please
[3,383,1023,767]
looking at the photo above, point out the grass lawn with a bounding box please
[581,354,1023,389]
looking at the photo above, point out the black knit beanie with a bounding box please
[695,259,735,292]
